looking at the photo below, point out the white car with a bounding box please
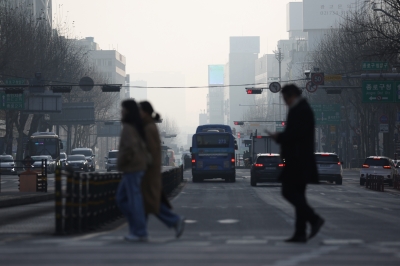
[0,155,17,175]
[360,156,397,186]
[315,153,343,185]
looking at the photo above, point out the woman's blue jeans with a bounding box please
[116,172,148,237]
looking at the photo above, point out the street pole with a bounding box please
[274,48,284,121]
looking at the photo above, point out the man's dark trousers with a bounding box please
[282,182,319,237]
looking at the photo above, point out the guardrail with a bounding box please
[55,165,184,235]
[365,174,384,192]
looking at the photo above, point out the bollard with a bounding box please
[64,170,74,234]
[73,172,81,232]
[87,173,96,230]
[81,173,88,231]
[55,167,63,234]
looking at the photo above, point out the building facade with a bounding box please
[207,65,225,124]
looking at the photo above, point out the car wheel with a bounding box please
[360,179,365,186]
[231,175,236,183]
[250,177,257,187]
[336,179,342,185]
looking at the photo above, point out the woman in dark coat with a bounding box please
[139,101,185,238]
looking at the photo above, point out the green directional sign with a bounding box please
[0,92,25,110]
[362,61,389,71]
[362,81,395,103]
[5,78,27,85]
[311,104,341,125]
[395,82,400,103]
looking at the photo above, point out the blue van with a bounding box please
[190,132,236,183]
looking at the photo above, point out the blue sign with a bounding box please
[380,115,389,124]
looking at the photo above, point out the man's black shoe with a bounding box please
[309,217,325,240]
[284,236,307,243]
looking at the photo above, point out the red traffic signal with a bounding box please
[246,88,262,94]
[234,121,244,126]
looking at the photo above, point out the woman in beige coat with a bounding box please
[139,101,185,239]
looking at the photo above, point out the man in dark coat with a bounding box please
[268,84,324,243]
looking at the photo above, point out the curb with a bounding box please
[0,193,54,209]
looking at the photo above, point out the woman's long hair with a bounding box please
[139,101,161,121]
[121,99,146,142]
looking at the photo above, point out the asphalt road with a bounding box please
[1,169,400,265]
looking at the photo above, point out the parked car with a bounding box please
[0,155,16,175]
[60,152,67,169]
[71,148,95,171]
[360,156,397,186]
[315,153,343,185]
[250,153,284,186]
[105,150,118,172]
[31,155,55,173]
[66,154,89,172]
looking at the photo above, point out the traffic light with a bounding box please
[246,88,262,94]
[234,121,244,126]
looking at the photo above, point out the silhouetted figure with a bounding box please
[165,155,170,166]
[268,84,324,243]
[116,99,150,242]
[139,101,185,238]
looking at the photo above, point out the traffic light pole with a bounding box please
[275,48,284,121]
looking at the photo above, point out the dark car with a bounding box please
[250,153,284,186]
[31,155,56,173]
[60,152,67,169]
[66,154,89,172]
[105,150,118,172]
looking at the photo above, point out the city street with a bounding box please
[1,169,400,265]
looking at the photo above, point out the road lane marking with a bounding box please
[320,193,325,195]
[226,239,267,245]
[184,220,197,224]
[271,246,340,266]
[218,219,239,224]
[383,208,391,211]
[322,239,364,245]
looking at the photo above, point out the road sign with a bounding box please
[380,124,389,133]
[311,73,324,85]
[79,77,94,92]
[305,81,318,93]
[379,115,389,124]
[269,82,281,93]
[325,75,342,82]
[275,121,286,132]
[362,81,395,103]
[0,92,24,110]
[311,104,341,125]
[362,61,388,71]
[5,78,27,85]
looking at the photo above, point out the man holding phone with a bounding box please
[267,84,324,243]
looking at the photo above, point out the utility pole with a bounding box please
[274,48,284,121]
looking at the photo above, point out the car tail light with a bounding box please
[256,136,262,139]
[373,157,380,160]
[321,154,329,156]
[231,158,235,163]
[278,163,285,167]
[254,164,264,167]
[383,166,391,169]
[362,164,369,168]
[337,162,341,165]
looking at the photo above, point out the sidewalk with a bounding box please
[0,192,54,208]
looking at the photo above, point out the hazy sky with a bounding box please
[53,0,300,133]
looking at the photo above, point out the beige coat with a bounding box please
[117,123,147,173]
[141,116,164,214]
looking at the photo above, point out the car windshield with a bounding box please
[31,156,50,161]
[0,156,14,162]
[60,153,67,159]
[196,134,230,148]
[71,150,92,156]
[364,158,390,166]
[68,155,86,161]
[256,156,281,164]
[108,151,118,159]
[315,154,339,163]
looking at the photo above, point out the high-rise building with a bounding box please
[229,37,260,124]
[13,0,52,27]
[207,65,225,124]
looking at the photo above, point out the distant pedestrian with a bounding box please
[267,84,324,243]
[139,101,185,238]
[116,99,150,242]
[165,154,170,166]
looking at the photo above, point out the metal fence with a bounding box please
[365,174,384,192]
[55,165,184,235]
